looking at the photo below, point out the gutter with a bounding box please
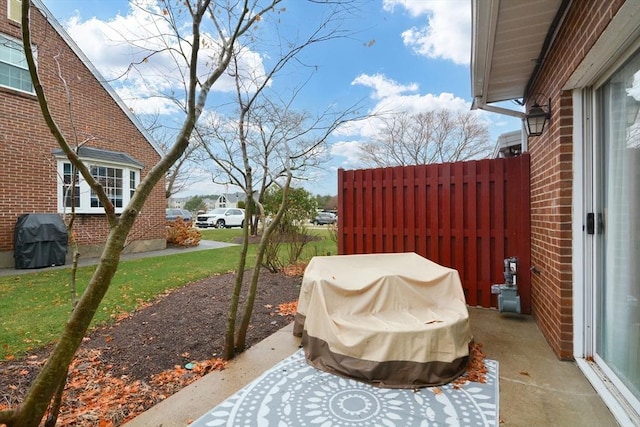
[471,97,525,120]
[472,97,526,158]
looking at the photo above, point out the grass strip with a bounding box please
[0,228,337,359]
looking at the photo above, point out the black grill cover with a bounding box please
[14,214,68,269]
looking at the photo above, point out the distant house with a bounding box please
[215,193,246,209]
[471,1,640,423]
[0,0,165,268]
[167,197,190,209]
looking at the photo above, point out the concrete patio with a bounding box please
[125,307,618,426]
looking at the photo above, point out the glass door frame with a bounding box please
[573,46,640,423]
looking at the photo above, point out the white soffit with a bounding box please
[472,0,564,104]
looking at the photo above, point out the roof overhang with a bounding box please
[32,0,164,159]
[471,0,566,108]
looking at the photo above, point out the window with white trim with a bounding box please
[0,32,34,93]
[129,170,137,199]
[57,161,140,214]
[8,0,22,24]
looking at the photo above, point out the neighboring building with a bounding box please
[472,1,640,423]
[215,193,246,209]
[167,197,190,209]
[201,196,219,211]
[492,130,524,159]
[0,0,165,268]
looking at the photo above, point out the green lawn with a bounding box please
[0,228,336,360]
[199,227,244,243]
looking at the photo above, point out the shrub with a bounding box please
[166,219,201,247]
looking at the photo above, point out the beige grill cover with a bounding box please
[294,252,472,388]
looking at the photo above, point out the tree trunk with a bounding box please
[1,222,131,426]
[235,177,291,352]
[223,204,251,360]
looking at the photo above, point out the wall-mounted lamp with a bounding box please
[525,98,551,137]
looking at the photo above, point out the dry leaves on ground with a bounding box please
[0,269,303,426]
[276,301,298,316]
[0,348,228,427]
[282,263,307,277]
[452,342,488,389]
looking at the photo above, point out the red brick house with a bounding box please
[0,0,166,268]
[472,0,640,423]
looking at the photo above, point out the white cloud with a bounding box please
[342,73,474,139]
[383,0,471,65]
[330,140,366,169]
[627,70,640,101]
[330,73,494,170]
[351,73,418,100]
[61,2,268,117]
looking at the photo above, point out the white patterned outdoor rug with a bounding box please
[190,349,499,427]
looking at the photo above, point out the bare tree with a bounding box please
[143,115,202,199]
[359,109,491,167]
[0,1,285,426]
[196,10,365,358]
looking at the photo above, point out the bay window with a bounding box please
[54,148,142,214]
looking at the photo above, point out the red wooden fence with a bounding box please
[337,154,531,313]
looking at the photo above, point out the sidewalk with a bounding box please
[0,240,236,277]
[125,308,618,427]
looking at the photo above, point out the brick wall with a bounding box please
[526,0,624,359]
[0,1,165,266]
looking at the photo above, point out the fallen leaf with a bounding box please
[276,301,298,316]
[451,342,488,387]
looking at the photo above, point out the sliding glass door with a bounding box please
[595,47,640,409]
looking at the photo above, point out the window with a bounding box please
[90,166,123,208]
[0,33,34,93]
[8,0,21,24]
[55,148,143,214]
[129,170,137,199]
[62,163,80,208]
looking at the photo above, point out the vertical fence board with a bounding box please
[337,154,531,312]
[385,168,394,253]
[441,163,452,268]
[374,168,384,252]
[494,159,506,282]
[416,165,428,256]
[405,166,416,253]
[466,161,479,306]
[428,164,440,261]
[453,162,465,285]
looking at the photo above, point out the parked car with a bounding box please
[312,212,337,225]
[166,208,192,224]
[196,208,245,228]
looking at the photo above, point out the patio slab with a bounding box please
[124,307,618,426]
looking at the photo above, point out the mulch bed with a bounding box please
[0,269,302,426]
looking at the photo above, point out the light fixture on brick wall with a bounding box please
[525,97,551,137]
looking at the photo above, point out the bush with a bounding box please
[166,219,201,247]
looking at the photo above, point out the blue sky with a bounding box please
[39,0,521,197]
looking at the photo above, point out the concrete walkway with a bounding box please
[125,308,618,427]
